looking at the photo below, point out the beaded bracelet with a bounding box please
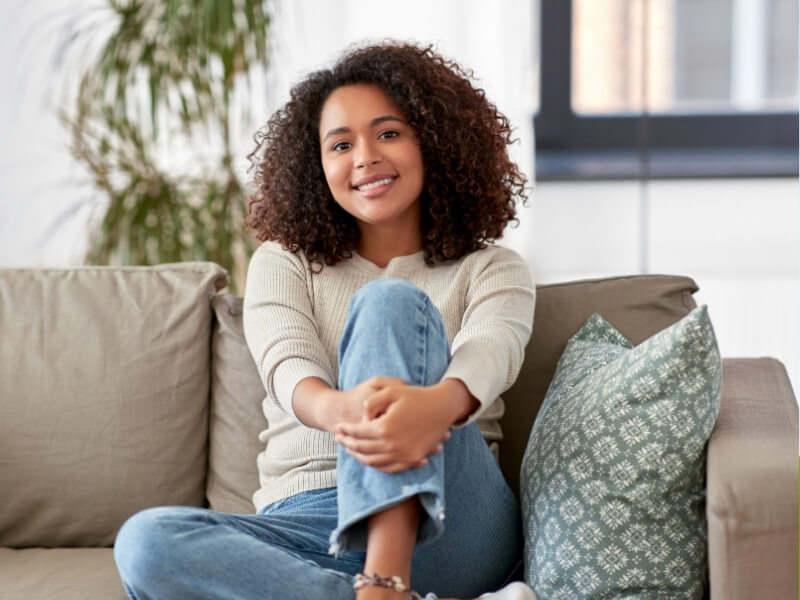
[353,572,424,600]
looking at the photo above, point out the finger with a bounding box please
[337,420,383,440]
[363,388,395,419]
[443,430,452,441]
[334,434,387,455]
[344,449,404,469]
[342,446,427,472]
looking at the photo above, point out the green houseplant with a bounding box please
[61,0,270,292]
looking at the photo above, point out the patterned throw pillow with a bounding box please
[520,306,722,599]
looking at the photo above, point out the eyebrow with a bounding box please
[322,115,405,142]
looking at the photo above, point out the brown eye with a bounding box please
[332,141,351,152]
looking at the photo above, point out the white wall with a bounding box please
[0,2,99,266]
[531,178,799,391]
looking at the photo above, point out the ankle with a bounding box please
[354,573,423,600]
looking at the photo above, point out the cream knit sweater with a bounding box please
[243,240,535,511]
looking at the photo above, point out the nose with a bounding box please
[354,138,382,168]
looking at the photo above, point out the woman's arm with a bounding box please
[243,242,337,421]
[442,246,536,425]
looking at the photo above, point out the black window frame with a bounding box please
[534,0,799,180]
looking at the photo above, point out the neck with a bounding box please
[357,229,423,268]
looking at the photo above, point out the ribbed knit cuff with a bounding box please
[442,363,499,428]
[273,359,335,420]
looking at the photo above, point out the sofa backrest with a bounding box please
[499,274,698,496]
[0,263,227,548]
[0,263,699,548]
[206,293,265,514]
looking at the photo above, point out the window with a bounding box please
[535,0,799,179]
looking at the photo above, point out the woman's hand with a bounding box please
[292,376,406,434]
[334,380,461,473]
[324,376,406,429]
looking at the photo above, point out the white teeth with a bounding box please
[357,177,393,191]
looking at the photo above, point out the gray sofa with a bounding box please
[0,263,796,599]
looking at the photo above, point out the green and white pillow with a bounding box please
[521,306,722,599]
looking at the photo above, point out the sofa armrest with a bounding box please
[706,358,798,599]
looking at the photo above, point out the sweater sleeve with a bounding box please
[242,242,335,420]
[442,246,536,426]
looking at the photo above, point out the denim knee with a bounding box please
[339,278,449,390]
[347,278,446,337]
[114,507,182,590]
[350,278,424,313]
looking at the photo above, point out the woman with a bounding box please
[115,42,537,600]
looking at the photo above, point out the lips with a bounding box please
[357,177,394,191]
[352,174,397,191]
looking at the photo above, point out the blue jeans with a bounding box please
[114,279,522,599]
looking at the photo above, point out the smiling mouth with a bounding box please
[355,177,395,191]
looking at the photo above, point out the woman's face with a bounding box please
[318,84,424,240]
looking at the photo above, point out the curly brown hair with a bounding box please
[246,41,528,271]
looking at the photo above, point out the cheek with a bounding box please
[321,158,348,190]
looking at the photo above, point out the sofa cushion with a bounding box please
[207,293,266,514]
[500,274,698,496]
[520,306,722,599]
[0,548,125,599]
[0,263,227,547]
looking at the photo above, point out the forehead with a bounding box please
[318,84,404,133]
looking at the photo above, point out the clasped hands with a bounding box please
[330,377,460,474]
